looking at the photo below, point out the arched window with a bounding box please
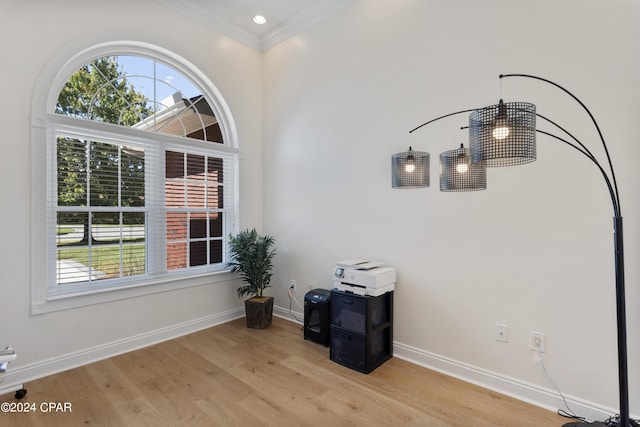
[31,44,239,313]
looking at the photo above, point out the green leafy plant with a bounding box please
[227,228,276,298]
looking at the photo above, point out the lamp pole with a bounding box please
[501,73,628,427]
[409,74,631,426]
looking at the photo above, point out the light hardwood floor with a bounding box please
[1,316,568,426]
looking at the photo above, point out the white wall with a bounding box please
[4,0,640,419]
[0,0,263,387]
[264,0,640,418]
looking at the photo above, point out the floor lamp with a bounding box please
[405,73,633,427]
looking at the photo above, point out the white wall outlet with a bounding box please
[530,331,545,352]
[496,323,508,343]
[289,280,296,291]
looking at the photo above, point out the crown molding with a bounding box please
[261,0,353,51]
[153,0,262,50]
[153,0,353,52]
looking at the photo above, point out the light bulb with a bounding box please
[405,163,415,173]
[456,162,468,173]
[493,99,509,140]
[493,125,510,140]
[455,148,469,173]
[253,15,267,24]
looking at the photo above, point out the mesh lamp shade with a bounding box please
[392,146,430,188]
[439,144,487,191]
[469,99,536,167]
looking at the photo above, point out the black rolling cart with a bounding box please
[329,289,393,374]
[304,289,332,346]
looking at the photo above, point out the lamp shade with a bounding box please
[439,144,486,191]
[469,99,536,167]
[392,146,430,188]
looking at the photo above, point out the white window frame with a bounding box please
[31,41,239,314]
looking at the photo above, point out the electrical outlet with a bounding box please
[289,280,296,291]
[530,331,545,352]
[496,323,508,343]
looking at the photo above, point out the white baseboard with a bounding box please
[1,307,244,395]
[393,341,622,423]
[1,303,625,424]
[274,303,303,324]
[273,302,621,423]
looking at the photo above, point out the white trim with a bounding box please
[152,0,353,52]
[3,303,623,421]
[152,0,262,51]
[33,270,236,315]
[273,303,303,324]
[261,0,353,51]
[38,40,238,149]
[1,308,244,392]
[393,341,628,422]
[31,39,240,315]
[273,300,625,422]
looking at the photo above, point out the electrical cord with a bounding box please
[534,351,588,423]
[602,414,640,426]
[536,351,640,426]
[287,289,303,323]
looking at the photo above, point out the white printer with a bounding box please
[333,259,396,296]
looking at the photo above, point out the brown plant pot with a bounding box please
[244,296,273,329]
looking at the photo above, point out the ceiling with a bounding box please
[153,0,352,51]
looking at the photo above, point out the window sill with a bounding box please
[31,269,237,315]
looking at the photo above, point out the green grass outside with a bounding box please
[58,244,145,277]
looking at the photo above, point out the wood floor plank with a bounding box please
[0,317,567,426]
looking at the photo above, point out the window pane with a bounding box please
[91,210,146,279]
[167,242,187,271]
[57,137,87,207]
[190,212,207,239]
[209,213,223,238]
[167,212,187,241]
[189,241,207,267]
[209,240,223,264]
[56,211,146,284]
[207,185,224,209]
[187,154,205,180]
[57,212,90,284]
[89,142,119,206]
[57,212,87,246]
[207,157,223,183]
[187,182,205,208]
[121,147,145,207]
[166,151,184,179]
[165,150,227,271]
[55,56,224,145]
[122,212,146,277]
[166,181,185,208]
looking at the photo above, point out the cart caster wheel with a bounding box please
[15,389,27,399]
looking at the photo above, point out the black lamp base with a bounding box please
[562,421,640,427]
[562,423,607,427]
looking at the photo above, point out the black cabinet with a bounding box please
[329,289,393,373]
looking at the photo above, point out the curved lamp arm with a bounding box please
[501,74,629,427]
[500,73,621,216]
[536,128,618,213]
[407,74,630,426]
[535,115,619,216]
[408,108,480,134]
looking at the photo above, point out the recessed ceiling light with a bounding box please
[253,15,267,25]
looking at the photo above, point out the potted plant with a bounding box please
[227,228,276,329]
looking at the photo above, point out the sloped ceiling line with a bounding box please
[153,0,353,52]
